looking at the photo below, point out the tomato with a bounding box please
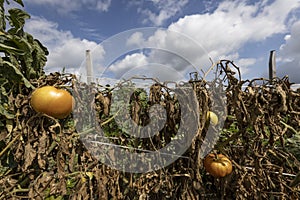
[207,111,218,125]
[203,153,233,178]
[30,86,74,119]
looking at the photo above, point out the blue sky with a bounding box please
[8,0,300,84]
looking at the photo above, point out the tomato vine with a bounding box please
[0,0,48,122]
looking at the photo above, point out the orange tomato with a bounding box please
[203,153,233,178]
[30,86,74,119]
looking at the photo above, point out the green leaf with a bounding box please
[6,8,30,34]
[11,34,31,52]
[0,41,25,55]
[31,38,48,69]
[2,60,34,88]
[0,32,31,55]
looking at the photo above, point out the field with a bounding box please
[0,1,300,199]
[1,60,300,199]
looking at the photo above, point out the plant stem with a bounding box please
[0,132,22,158]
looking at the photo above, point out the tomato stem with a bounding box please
[213,150,219,160]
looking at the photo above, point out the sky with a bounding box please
[7,0,300,85]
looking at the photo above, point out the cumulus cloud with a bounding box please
[109,53,148,78]
[136,0,189,26]
[279,21,300,60]
[24,16,105,74]
[111,0,300,81]
[222,53,257,75]
[28,0,112,14]
[107,49,194,82]
[170,0,299,53]
[278,21,300,83]
[110,29,211,81]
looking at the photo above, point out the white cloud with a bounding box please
[24,17,72,49]
[28,0,112,14]
[235,58,257,75]
[126,32,145,46]
[166,0,300,75]
[120,29,211,81]
[94,0,112,12]
[109,53,148,78]
[24,16,105,74]
[278,21,300,83]
[137,0,189,26]
[169,0,300,54]
[218,53,257,75]
[202,0,219,13]
[110,0,300,81]
[279,21,300,59]
[108,51,188,82]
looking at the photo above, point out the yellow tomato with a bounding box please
[207,111,218,125]
[30,86,74,119]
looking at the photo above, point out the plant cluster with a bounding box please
[0,66,299,199]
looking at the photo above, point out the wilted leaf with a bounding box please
[85,172,93,180]
[22,142,36,171]
[56,151,65,175]
[68,148,77,172]
[38,131,48,154]
[0,103,14,119]
[5,119,13,133]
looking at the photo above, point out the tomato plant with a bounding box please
[203,153,232,178]
[0,0,48,122]
[30,86,74,119]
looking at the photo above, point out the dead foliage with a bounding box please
[0,61,299,199]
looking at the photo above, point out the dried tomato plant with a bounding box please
[0,59,299,199]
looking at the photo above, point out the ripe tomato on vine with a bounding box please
[30,86,74,119]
